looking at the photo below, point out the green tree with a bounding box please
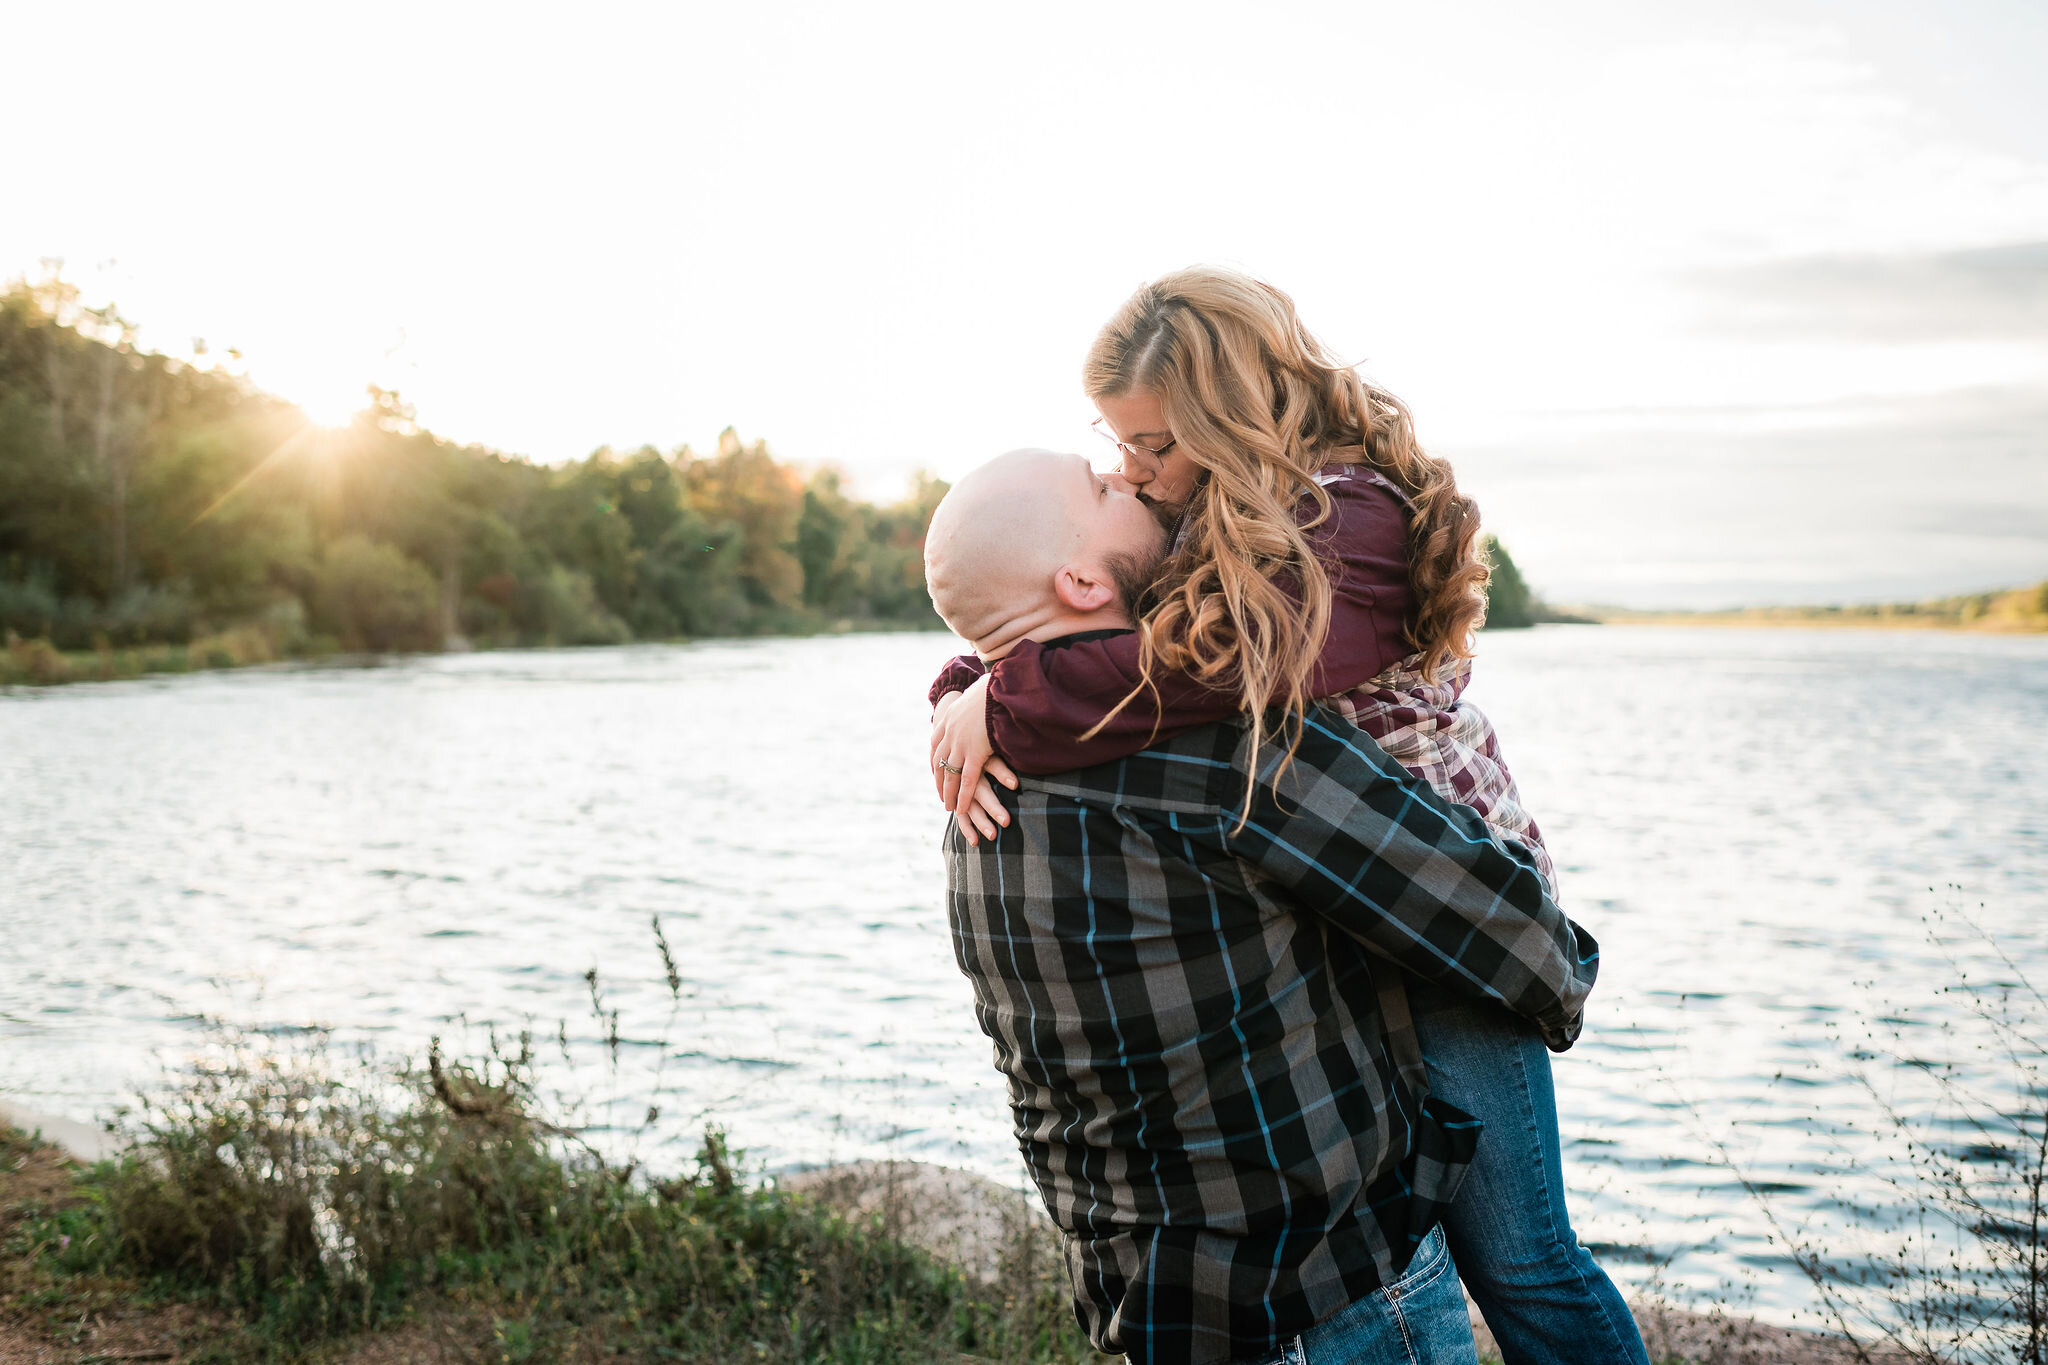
[853,472,947,623]
[312,535,440,651]
[0,279,953,663]
[1481,534,1535,629]
[795,469,868,615]
[684,429,804,613]
[133,414,316,617]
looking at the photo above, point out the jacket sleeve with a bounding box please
[948,476,1418,774]
[1225,708,1598,1050]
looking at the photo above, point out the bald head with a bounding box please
[925,449,1166,660]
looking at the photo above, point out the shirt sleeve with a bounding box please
[1224,708,1598,1050]
[963,474,1418,774]
[927,653,988,708]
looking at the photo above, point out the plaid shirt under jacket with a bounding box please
[945,703,1599,1365]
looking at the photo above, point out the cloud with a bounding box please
[1693,241,2048,342]
[1445,381,2048,609]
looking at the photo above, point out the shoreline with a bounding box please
[1,1111,1893,1364]
[0,618,951,688]
[1588,611,2047,633]
[8,611,2042,691]
[0,1098,116,1164]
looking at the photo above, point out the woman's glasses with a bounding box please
[1091,417,1177,463]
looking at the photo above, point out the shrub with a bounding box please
[28,1030,1094,1361]
[0,577,59,640]
[99,582,197,646]
[11,920,1102,1362]
[524,565,630,647]
[187,625,278,670]
[2,633,70,684]
[311,536,440,653]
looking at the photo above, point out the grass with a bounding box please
[0,923,1101,1364]
[0,629,308,686]
[0,1032,1101,1363]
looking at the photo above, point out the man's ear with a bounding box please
[1052,563,1116,613]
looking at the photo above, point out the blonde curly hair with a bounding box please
[1082,265,1490,779]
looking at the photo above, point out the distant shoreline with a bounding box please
[1575,578,2048,636]
[1586,611,2047,634]
[8,597,2045,690]
[0,617,950,688]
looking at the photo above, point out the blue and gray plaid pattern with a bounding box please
[945,704,1599,1365]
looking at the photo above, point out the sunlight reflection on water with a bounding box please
[3,626,2045,1325]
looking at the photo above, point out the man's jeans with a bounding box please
[1410,982,1650,1365]
[1234,1225,1478,1365]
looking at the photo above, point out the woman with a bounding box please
[927,266,1647,1365]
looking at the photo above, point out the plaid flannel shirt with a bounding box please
[1327,651,1557,893]
[945,703,1598,1365]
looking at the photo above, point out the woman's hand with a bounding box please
[930,673,1018,846]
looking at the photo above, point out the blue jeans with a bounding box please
[1235,1226,1477,1365]
[1409,981,1650,1365]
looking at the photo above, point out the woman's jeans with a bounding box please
[1238,1224,1478,1365]
[1409,980,1650,1365]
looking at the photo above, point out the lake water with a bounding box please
[4,626,2045,1329]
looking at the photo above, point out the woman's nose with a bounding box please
[1114,454,1155,486]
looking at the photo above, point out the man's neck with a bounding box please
[978,608,1133,662]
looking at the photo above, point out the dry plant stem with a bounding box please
[1644,897,2048,1365]
[1650,1058,1887,1364]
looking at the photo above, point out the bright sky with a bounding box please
[5,0,2045,607]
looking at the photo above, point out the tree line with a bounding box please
[0,275,947,663]
[0,271,1568,682]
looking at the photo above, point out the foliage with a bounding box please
[0,271,946,678]
[1479,533,1588,629]
[1481,534,1536,629]
[312,534,441,652]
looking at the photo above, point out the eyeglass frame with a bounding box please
[1091,417,1177,463]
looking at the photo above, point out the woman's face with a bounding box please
[1095,389,1200,518]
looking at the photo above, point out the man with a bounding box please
[923,450,1600,1365]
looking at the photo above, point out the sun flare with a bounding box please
[294,379,371,430]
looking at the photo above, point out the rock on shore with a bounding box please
[784,1159,1894,1365]
[0,1101,115,1164]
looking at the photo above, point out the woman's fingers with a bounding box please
[984,755,1020,791]
[954,748,989,810]
[929,693,960,801]
[967,775,1010,832]
[932,673,996,815]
